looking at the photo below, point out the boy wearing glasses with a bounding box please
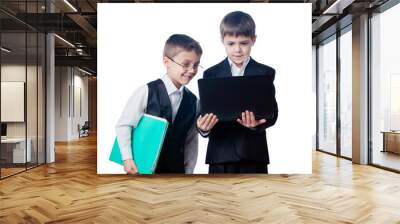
[197,11,278,173]
[116,34,203,174]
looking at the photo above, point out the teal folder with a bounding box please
[109,114,169,174]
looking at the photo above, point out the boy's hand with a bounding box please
[237,110,266,128]
[123,159,138,174]
[197,113,219,132]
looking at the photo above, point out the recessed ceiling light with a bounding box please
[78,67,93,76]
[323,0,355,15]
[63,0,78,12]
[1,47,11,53]
[54,34,75,48]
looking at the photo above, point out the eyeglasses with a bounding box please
[167,56,203,71]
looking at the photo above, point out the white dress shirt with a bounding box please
[115,75,198,174]
[228,56,250,77]
[162,74,184,122]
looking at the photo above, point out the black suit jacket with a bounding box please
[202,57,278,164]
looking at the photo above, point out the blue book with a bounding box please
[109,114,169,174]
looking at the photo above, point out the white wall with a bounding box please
[1,64,25,126]
[1,64,45,163]
[1,65,38,138]
[55,67,89,141]
[55,66,69,141]
[72,71,89,138]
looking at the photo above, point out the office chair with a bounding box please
[79,121,90,138]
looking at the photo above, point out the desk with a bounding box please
[1,138,31,163]
[381,131,400,154]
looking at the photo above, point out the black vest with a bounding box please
[146,79,197,173]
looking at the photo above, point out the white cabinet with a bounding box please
[1,138,32,163]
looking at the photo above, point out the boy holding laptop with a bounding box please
[197,11,278,173]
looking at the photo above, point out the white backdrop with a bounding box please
[97,3,312,174]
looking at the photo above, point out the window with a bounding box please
[318,36,337,155]
[339,28,352,158]
[370,2,400,171]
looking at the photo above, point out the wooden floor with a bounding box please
[1,134,400,223]
[0,167,26,178]
[1,163,45,178]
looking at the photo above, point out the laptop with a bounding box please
[198,75,276,122]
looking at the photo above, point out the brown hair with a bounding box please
[163,34,202,58]
[220,11,256,38]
